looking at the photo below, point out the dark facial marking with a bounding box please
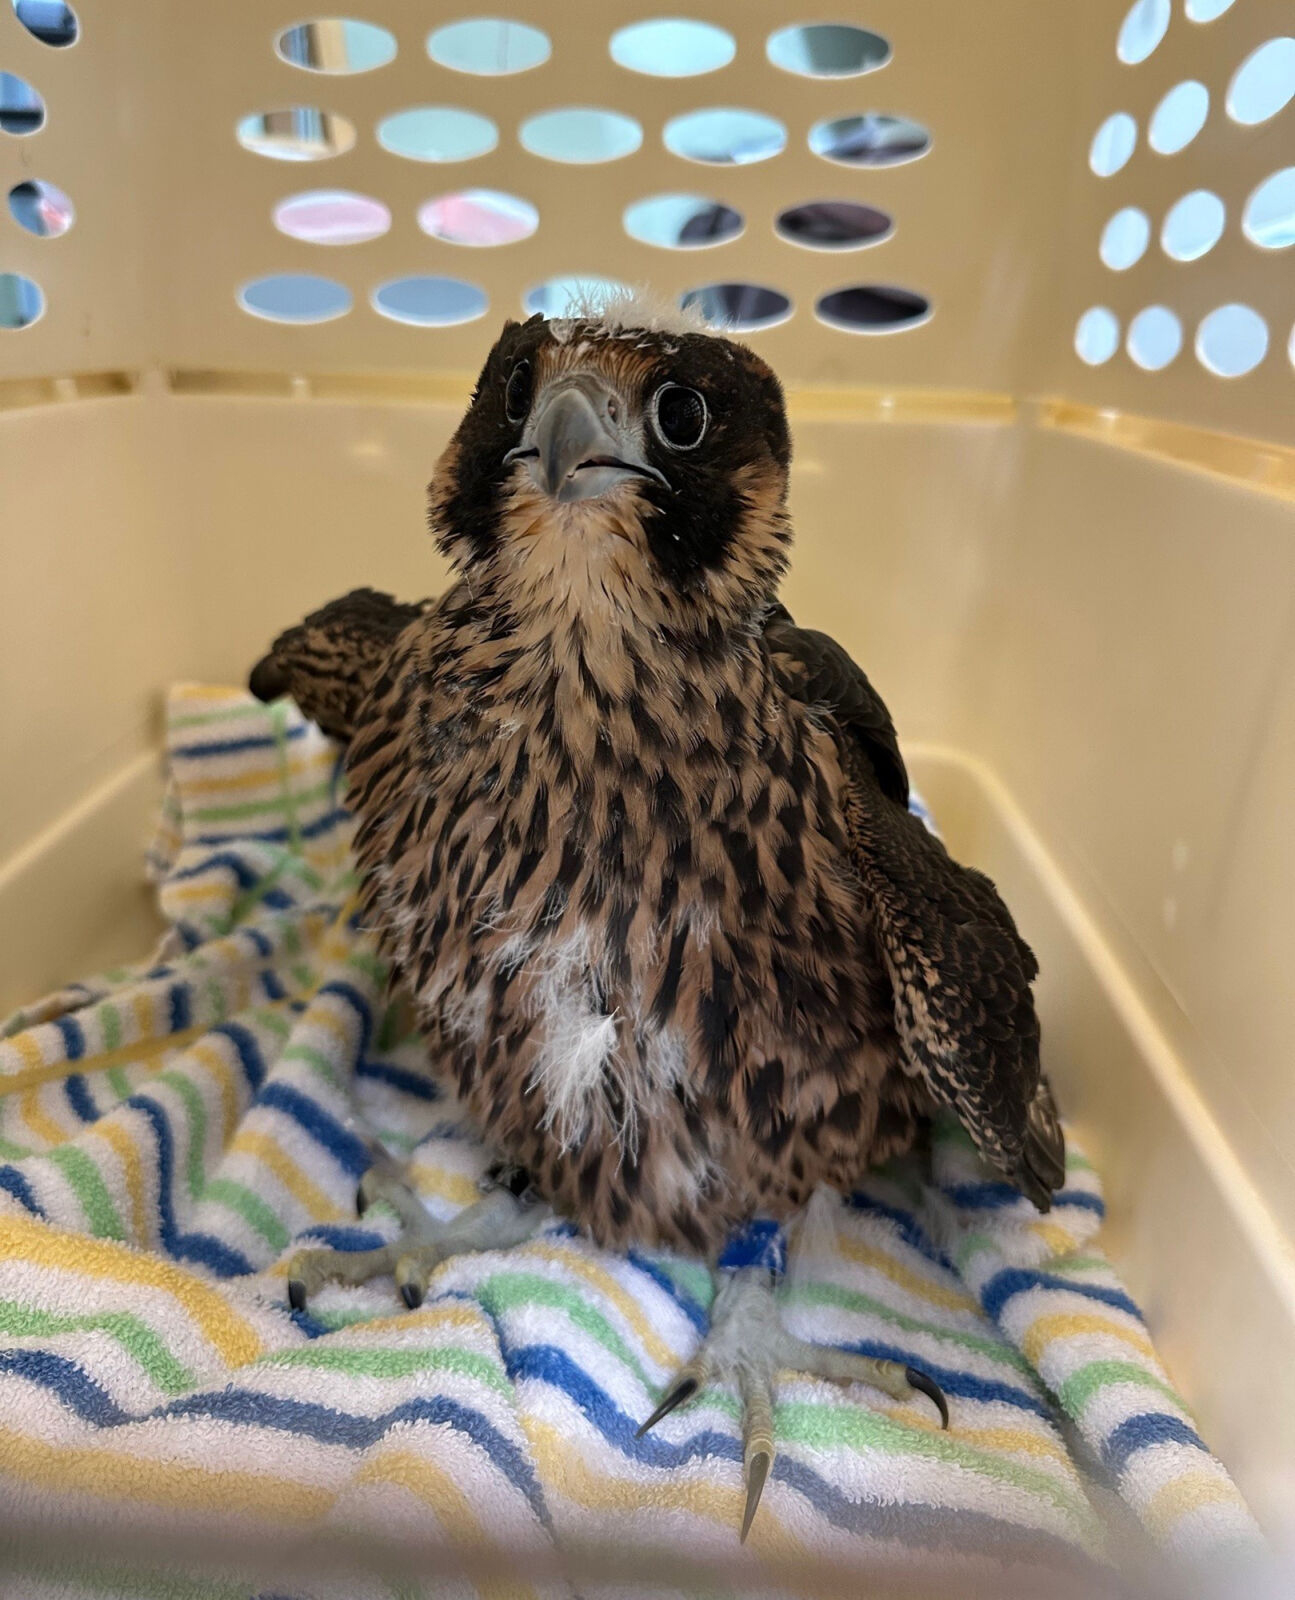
[431,317,791,597]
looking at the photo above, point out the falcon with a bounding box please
[250,296,1065,1537]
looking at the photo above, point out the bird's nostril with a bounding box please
[606,396,619,423]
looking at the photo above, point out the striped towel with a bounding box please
[0,685,1262,1599]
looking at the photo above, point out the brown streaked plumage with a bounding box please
[252,302,1065,1263]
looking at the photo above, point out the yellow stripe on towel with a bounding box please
[19,1086,67,1149]
[527,1244,681,1371]
[356,1449,539,1600]
[180,747,339,798]
[171,684,251,703]
[191,1040,245,1145]
[524,1416,805,1560]
[837,1234,979,1315]
[229,1129,344,1222]
[0,1024,210,1097]
[0,1216,264,1366]
[354,1303,495,1339]
[1144,1469,1247,1539]
[0,1425,330,1519]
[91,1119,150,1244]
[1022,1312,1157,1366]
[406,1161,484,1211]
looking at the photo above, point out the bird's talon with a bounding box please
[635,1375,700,1437]
[741,1449,772,1543]
[905,1365,950,1429]
[400,1281,424,1310]
[287,1278,307,1313]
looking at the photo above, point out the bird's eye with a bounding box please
[504,360,532,423]
[651,384,708,451]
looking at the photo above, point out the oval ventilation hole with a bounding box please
[0,71,45,135]
[1243,168,1295,250]
[1149,80,1209,154]
[11,0,77,47]
[1100,206,1150,270]
[238,273,352,324]
[766,24,890,78]
[664,108,785,165]
[274,189,390,245]
[1161,190,1225,260]
[1186,0,1235,18]
[427,18,550,75]
[419,189,538,246]
[520,107,642,163]
[1089,112,1137,177]
[524,276,630,318]
[1075,307,1121,366]
[7,178,74,237]
[236,107,356,161]
[1117,0,1170,65]
[378,107,498,162]
[816,284,930,333]
[808,113,930,167]
[373,275,487,326]
[610,19,735,77]
[680,283,791,333]
[776,200,892,250]
[623,193,742,249]
[0,270,44,328]
[1196,304,1268,376]
[275,18,396,74]
[1227,38,1295,126]
[1127,305,1182,370]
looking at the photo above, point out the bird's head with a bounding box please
[429,294,793,641]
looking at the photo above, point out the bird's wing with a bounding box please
[764,607,1064,1209]
[249,587,430,743]
[762,604,909,806]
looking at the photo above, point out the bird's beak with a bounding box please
[504,375,669,503]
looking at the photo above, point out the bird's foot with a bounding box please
[285,1148,549,1312]
[636,1267,949,1541]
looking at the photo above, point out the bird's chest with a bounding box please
[360,658,875,1185]
[392,708,708,1130]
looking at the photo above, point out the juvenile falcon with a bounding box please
[250,296,1065,1536]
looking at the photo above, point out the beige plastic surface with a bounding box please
[1,0,1293,1540]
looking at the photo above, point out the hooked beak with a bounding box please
[504,376,669,503]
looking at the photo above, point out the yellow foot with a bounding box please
[285,1151,548,1312]
[636,1268,948,1540]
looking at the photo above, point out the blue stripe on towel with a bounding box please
[210,1021,268,1092]
[255,1083,369,1177]
[981,1268,1143,1322]
[169,982,192,1034]
[0,1165,46,1218]
[847,1189,959,1270]
[170,728,307,759]
[837,1340,1054,1419]
[63,1074,97,1124]
[0,1346,548,1528]
[510,1344,1091,1565]
[1104,1413,1208,1474]
[0,1349,128,1425]
[626,1250,709,1334]
[161,1390,550,1524]
[356,1059,440,1100]
[192,808,350,850]
[944,1182,1105,1219]
[53,1016,86,1061]
[172,852,260,889]
[125,1094,253,1276]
